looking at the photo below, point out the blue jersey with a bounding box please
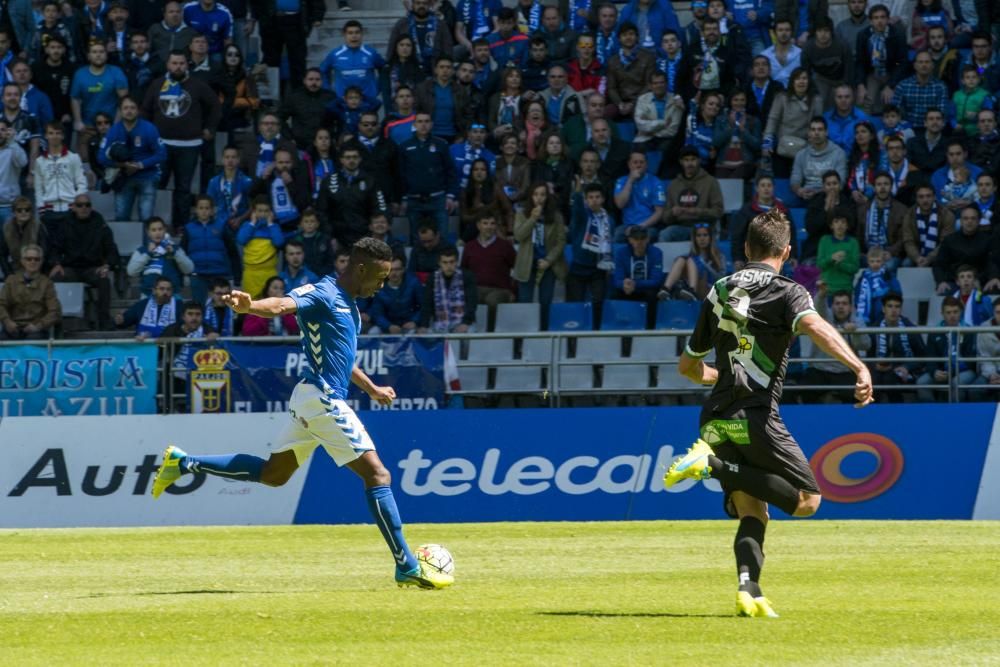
[288,276,360,399]
[320,44,385,105]
[182,1,233,54]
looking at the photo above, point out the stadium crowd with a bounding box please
[0,0,998,402]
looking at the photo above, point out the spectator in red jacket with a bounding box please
[240,276,300,336]
[460,210,516,325]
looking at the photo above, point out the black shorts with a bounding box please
[699,406,820,519]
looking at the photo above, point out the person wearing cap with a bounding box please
[612,225,664,327]
[450,123,496,191]
[613,150,665,242]
[485,7,529,68]
[662,146,724,241]
[98,95,166,222]
[605,22,655,120]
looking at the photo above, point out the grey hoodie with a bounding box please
[791,140,847,191]
[0,141,26,204]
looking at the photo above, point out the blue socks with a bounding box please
[180,454,264,483]
[366,485,418,572]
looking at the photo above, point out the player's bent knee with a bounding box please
[793,492,822,517]
[260,454,298,487]
[370,466,391,487]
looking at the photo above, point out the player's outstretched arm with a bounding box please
[223,291,298,317]
[351,366,397,406]
[797,313,874,408]
[678,351,719,386]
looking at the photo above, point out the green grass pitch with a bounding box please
[2,521,999,665]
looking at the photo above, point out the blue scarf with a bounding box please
[144,236,173,277]
[203,299,234,336]
[461,0,491,39]
[138,297,176,337]
[85,1,108,39]
[915,204,939,256]
[313,157,334,197]
[655,48,682,93]
[581,207,612,265]
[869,29,888,77]
[567,0,591,32]
[596,30,618,64]
[977,195,995,226]
[865,202,889,249]
[271,177,299,224]
[256,135,276,178]
[517,1,542,32]
[617,47,637,69]
[876,317,914,358]
[855,267,892,325]
[408,12,439,69]
[432,269,465,331]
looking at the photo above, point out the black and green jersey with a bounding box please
[686,263,817,413]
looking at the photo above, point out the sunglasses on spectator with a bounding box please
[694,222,710,229]
[14,207,31,212]
[75,202,92,208]
[23,256,41,261]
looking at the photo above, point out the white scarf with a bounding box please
[138,298,176,337]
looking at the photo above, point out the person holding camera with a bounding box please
[98,96,166,223]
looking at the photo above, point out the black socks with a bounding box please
[707,455,801,516]
[734,516,766,597]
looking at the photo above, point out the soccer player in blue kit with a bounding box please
[150,238,452,590]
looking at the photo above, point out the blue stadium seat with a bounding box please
[773,178,805,208]
[646,150,662,175]
[656,300,700,330]
[616,121,637,142]
[600,300,646,331]
[548,302,593,331]
[789,208,807,243]
[717,239,732,263]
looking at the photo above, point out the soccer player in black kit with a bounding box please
[664,209,874,618]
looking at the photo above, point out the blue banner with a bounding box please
[294,404,996,523]
[0,344,157,416]
[185,338,445,413]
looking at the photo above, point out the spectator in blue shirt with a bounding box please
[486,8,529,69]
[182,0,233,59]
[931,139,983,213]
[11,61,53,129]
[612,225,664,326]
[207,145,254,231]
[369,256,423,333]
[449,123,495,191]
[183,195,238,303]
[320,21,385,108]
[70,42,128,161]
[454,0,501,54]
[98,96,166,221]
[278,240,319,290]
[613,151,665,242]
[824,84,870,153]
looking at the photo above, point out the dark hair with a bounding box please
[883,292,903,306]
[702,16,720,27]
[167,48,187,60]
[301,207,319,220]
[145,215,166,228]
[773,18,793,29]
[530,36,547,48]
[194,193,214,207]
[583,183,605,197]
[44,120,64,134]
[182,300,204,315]
[813,15,833,32]
[885,135,905,148]
[971,30,993,45]
[618,21,638,36]
[961,205,982,219]
[809,115,828,129]
[746,209,791,261]
[821,169,842,183]
[831,290,853,303]
[955,264,976,276]
[521,182,559,225]
[417,219,439,234]
[941,295,963,311]
[438,246,459,260]
[873,170,893,184]
[285,240,305,252]
[259,276,284,299]
[209,277,231,291]
[342,19,362,32]
[434,54,453,67]
[925,107,944,118]
[848,120,881,179]
[154,276,173,287]
[118,94,138,108]
[251,195,272,209]
[916,0,943,13]
[868,4,889,17]
[946,137,967,152]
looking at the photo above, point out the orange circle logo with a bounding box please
[809,433,904,503]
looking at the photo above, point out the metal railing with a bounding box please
[3,325,997,411]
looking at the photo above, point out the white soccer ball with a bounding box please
[415,543,455,577]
